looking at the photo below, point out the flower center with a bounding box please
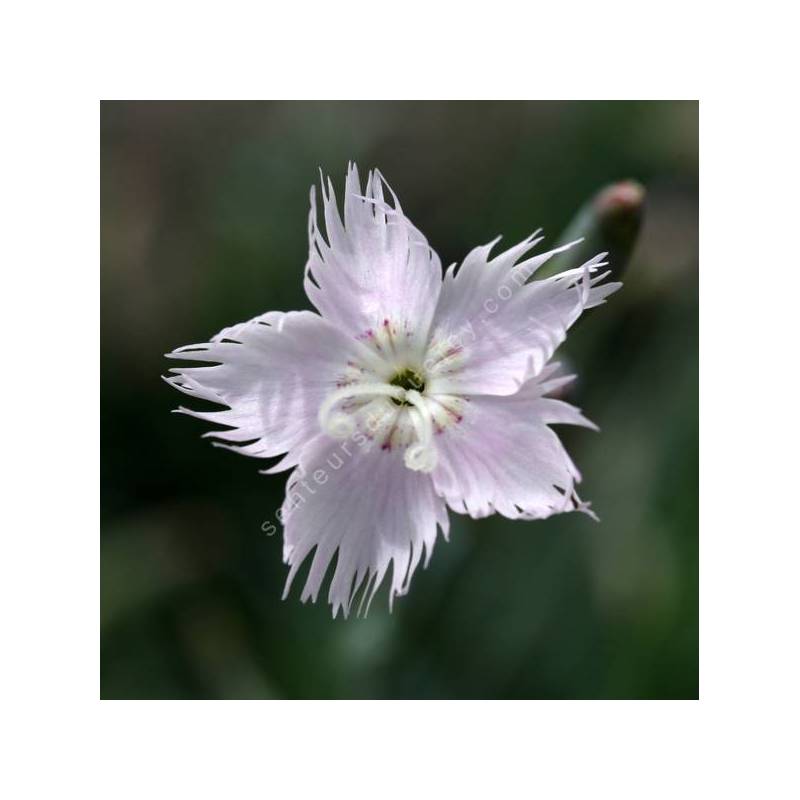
[388,367,426,405]
[316,321,466,473]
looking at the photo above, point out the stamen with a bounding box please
[405,443,437,471]
[404,390,433,443]
[319,383,406,438]
[403,390,438,472]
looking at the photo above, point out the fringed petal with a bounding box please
[304,162,442,348]
[427,235,621,396]
[165,310,368,472]
[431,369,599,521]
[281,436,449,618]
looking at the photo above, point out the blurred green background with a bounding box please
[101,101,698,699]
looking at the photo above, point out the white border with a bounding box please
[3,1,799,796]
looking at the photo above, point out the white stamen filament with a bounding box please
[319,383,406,438]
[403,389,438,472]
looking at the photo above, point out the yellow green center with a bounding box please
[389,367,426,405]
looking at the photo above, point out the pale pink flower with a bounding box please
[166,163,620,617]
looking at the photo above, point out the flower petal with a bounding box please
[281,435,449,618]
[431,372,597,520]
[426,235,621,396]
[165,310,367,472]
[304,162,443,348]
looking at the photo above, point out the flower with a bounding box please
[165,163,621,618]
